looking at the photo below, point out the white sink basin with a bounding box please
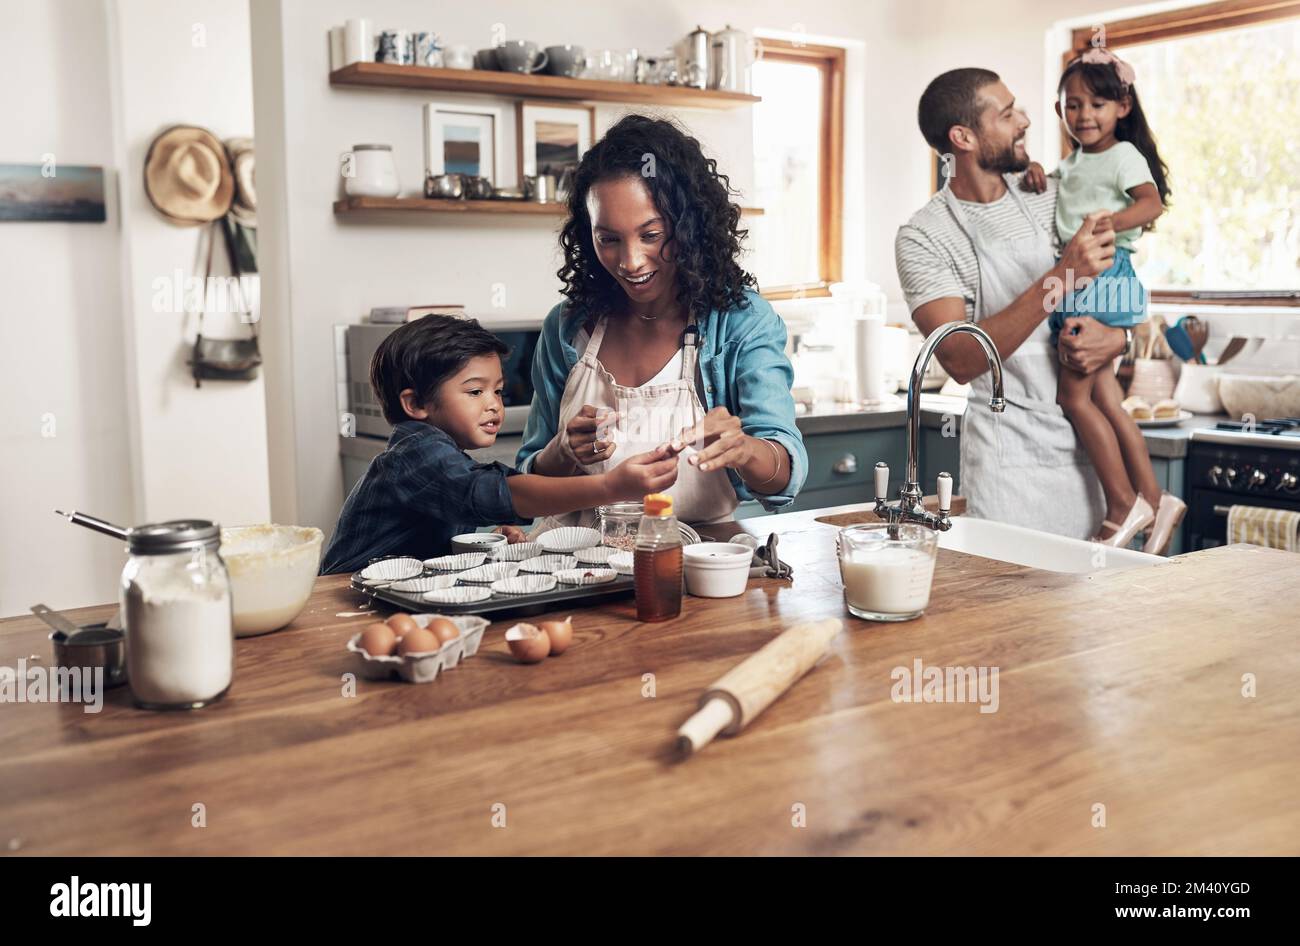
[938,516,1163,573]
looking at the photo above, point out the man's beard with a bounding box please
[977,135,1029,174]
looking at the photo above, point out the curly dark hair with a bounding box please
[556,114,756,321]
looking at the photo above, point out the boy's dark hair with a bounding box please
[918,67,1002,152]
[370,315,508,425]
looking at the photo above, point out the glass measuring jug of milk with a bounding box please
[836,523,937,622]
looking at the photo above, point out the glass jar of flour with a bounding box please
[120,520,234,710]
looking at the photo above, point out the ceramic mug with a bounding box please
[376,30,411,64]
[545,45,586,77]
[473,48,498,70]
[444,44,473,69]
[495,40,548,74]
[413,32,442,67]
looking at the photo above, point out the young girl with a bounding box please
[1026,47,1184,554]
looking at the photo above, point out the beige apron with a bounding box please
[533,316,738,531]
[942,182,1105,539]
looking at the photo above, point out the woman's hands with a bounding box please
[565,404,618,465]
[673,406,756,472]
[605,444,679,500]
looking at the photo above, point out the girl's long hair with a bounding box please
[1059,59,1171,207]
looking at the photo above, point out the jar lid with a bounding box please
[128,519,221,554]
[643,494,673,516]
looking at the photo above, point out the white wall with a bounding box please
[0,0,271,616]
[251,0,877,539]
[0,0,133,616]
[111,0,271,528]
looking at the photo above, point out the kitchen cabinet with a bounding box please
[737,428,906,519]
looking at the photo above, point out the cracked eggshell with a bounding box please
[505,622,550,663]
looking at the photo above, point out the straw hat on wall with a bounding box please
[143,125,233,224]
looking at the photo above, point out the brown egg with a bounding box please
[359,622,398,658]
[397,626,440,656]
[427,617,460,644]
[505,622,550,663]
[386,613,420,638]
[538,616,573,656]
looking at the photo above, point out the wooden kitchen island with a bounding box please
[2,505,1297,856]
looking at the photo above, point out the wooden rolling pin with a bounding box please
[676,618,843,757]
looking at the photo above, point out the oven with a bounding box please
[1186,420,1300,551]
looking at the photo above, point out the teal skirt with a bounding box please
[1050,247,1147,344]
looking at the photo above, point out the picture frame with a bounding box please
[516,101,595,180]
[0,163,107,222]
[422,102,505,185]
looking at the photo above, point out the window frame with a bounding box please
[753,38,845,301]
[1060,0,1300,306]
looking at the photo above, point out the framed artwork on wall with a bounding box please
[516,101,595,181]
[422,103,505,185]
[0,163,106,222]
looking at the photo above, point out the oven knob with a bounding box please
[1224,466,1238,487]
[1281,472,1299,492]
[1208,465,1223,486]
[1248,468,1268,490]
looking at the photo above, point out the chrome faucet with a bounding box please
[873,321,1006,532]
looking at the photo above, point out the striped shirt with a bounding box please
[895,173,1059,321]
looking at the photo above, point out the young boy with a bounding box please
[320,315,678,574]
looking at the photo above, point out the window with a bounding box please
[1064,0,1300,304]
[750,39,844,297]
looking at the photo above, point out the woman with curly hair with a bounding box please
[516,114,807,526]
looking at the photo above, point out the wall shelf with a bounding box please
[333,196,764,217]
[329,62,761,109]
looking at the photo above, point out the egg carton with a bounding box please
[345,613,490,684]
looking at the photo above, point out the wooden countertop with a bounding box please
[2,507,1297,855]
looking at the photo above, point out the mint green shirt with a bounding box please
[1054,141,1155,250]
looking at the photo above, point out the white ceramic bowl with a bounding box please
[682,542,753,598]
[220,525,324,637]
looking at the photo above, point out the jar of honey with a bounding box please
[634,493,683,622]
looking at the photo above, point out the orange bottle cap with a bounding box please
[643,493,673,516]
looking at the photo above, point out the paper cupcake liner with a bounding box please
[554,567,618,586]
[423,586,492,605]
[494,541,544,562]
[574,545,616,565]
[518,554,577,574]
[608,551,634,575]
[536,526,601,554]
[388,574,458,594]
[456,562,521,584]
[423,552,487,572]
[490,574,558,595]
[359,556,424,581]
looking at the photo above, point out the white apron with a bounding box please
[533,316,739,531]
[942,183,1105,539]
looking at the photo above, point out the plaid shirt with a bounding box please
[320,421,521,575]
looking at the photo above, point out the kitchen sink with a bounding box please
[814,506,1164,574]
[935,516,1163,573]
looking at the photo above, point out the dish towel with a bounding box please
[1226,505,1300,552]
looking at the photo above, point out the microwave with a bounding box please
[345,320,542,439]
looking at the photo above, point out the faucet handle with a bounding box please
[874,462,889,503]
[936,472,952,516]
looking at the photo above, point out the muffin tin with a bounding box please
[346,613,490,683]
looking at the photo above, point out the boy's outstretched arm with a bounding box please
[506,445,679,519]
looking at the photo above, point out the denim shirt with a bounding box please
[515,290,808,510]
[321,421,522,575]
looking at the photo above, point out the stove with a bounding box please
[1186,418,1300,550]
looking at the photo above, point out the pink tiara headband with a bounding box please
[1076,46,1136,87]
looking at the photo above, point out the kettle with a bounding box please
[709,25,762,93]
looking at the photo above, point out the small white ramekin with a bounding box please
[682,542,754,598]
